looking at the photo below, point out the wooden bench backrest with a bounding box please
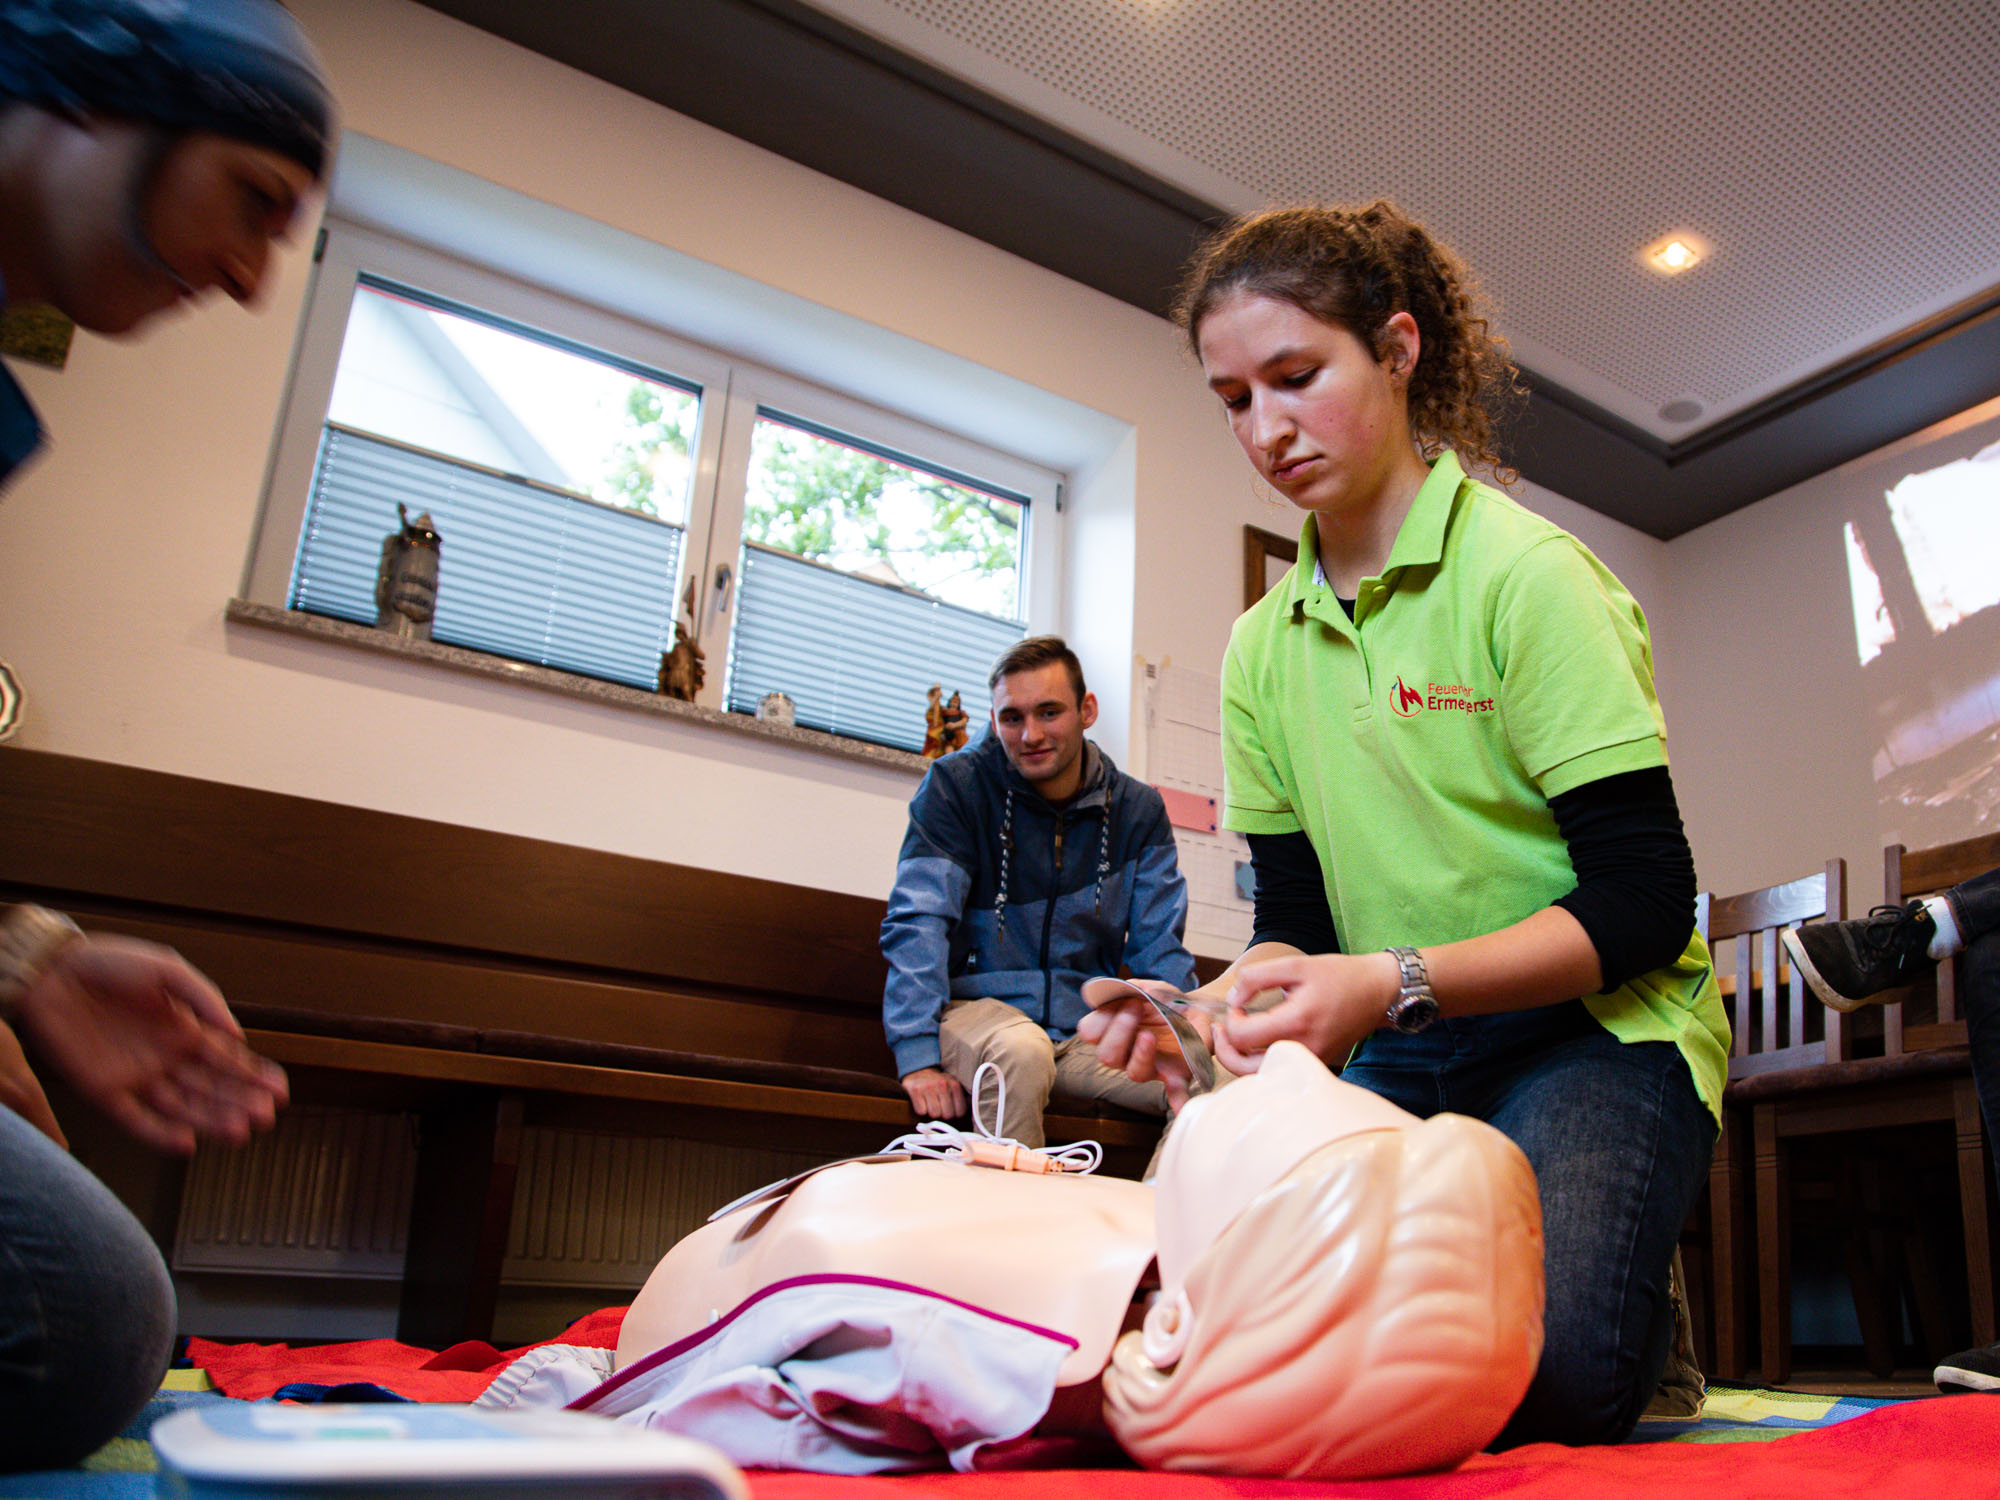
[0,748,897,1075]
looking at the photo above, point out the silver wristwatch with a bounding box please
[1383,945,1440,1034]
[0,904,83,1024]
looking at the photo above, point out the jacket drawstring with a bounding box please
[1091,811,1108,916]
[995,787,1015,939]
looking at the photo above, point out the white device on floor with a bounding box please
[151,1402,747,1500]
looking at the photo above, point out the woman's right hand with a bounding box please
[1214,951,1404,1070]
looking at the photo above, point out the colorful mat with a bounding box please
[2,1370,1985,1498]
[1629,1380,1899,1442]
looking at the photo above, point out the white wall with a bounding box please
[0,0,1253,901]
[1657,396,2000,907]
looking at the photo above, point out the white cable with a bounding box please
[880,1062,1102,1174]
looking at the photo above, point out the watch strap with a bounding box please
[1383,944,1439,1033]
[0,904,82,1023]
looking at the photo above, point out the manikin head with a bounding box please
[1104,1042,1546,1479]
[0,0,335,334]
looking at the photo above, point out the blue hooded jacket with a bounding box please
[880,729,1199,1078]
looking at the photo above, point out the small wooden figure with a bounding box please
[657,578,706,700]
[937,690,969,755]
[921,684,946,759]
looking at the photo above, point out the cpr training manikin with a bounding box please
[478,1041,1544,1480]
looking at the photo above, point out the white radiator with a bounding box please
[502,1129,823,1288]
[173,1105,417,1278]
[173,1108,823,1289]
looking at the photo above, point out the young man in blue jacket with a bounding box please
[882,636,1199,1147]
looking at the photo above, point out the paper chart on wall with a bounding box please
[1143,661,1254,952]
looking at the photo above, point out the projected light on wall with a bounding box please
[1848,439,2000,840]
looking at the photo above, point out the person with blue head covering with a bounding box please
[0,0,331,1470]
[0,0,335,483]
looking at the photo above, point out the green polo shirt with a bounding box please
[1221,452,1728,1123]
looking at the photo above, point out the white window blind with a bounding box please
[725,542,1023,751]
[291,425,685,690]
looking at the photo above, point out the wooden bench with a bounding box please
[0,748,1177,1343]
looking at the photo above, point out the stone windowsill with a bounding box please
[225,600,931,776]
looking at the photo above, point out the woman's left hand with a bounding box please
[1214,951,1401,1072]
[1078,979,1213,1111]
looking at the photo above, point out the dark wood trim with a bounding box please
[399,1091,523,1347]
[1243,525,1298,612]
[48,910,893,1074]
[0,746,888,1009]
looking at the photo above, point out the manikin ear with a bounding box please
[1377,311,1421,386]
[1141,1285,1192,1370]
[1079,691,1099,731]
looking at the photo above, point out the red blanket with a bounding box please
[747,1398,1999,1498]
[186,1306,627,1402]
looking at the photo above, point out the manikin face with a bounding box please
[1195,292,1420,523]
[26,117,313,335]
[1151,1041,1417,1300]
[991,661,1097,803]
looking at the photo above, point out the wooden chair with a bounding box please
[1694,860,1846,1381]
[1882,831,2000,1055]
[1878,832,2000,1348]
[1726,837,1997,1382]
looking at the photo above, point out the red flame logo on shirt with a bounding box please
[1392,676,1425,717]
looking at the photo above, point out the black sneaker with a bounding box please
[1934,1342,2000,1393]
[1780,901,1936,1012]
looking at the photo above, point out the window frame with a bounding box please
[246,220,1063,726]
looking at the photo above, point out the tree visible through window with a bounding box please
[746,413,1023,620]
[604,383,695,521]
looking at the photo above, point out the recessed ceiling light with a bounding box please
[1642,232,1709,275]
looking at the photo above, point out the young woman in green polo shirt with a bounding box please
[1082,201,1728,1448]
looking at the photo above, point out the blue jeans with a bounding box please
[1943,873,2000,1193]
[0,1106,175,1470]
[1341,1000,1715,1448]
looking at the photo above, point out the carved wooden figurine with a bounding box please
[921,684,946,759]
[657,580,705,701]
[937,690,970,755]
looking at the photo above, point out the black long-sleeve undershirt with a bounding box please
[1244,765,1696,993]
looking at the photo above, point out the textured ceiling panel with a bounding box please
[820,0,2000,439]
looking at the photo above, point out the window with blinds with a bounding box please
[727,544,1022,748]
[288,279,701,689]
[726,410,1027,750]
[252,233,1061,752]
[293,427,685,689]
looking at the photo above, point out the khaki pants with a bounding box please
[938,997,1167,1148]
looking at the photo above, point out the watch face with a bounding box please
[1389,994,1440,1034]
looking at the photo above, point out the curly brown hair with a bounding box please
[1172,201,1522,479]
